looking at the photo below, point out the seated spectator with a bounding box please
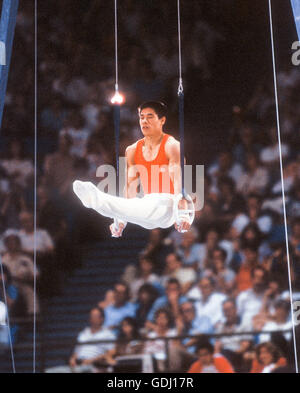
[44,134,75,197]
[216,176,245,233]
[232,123,262,166]
[46,307,115,373]
[215,299,253,372]
[187,277,227,326]
[142,229,174,274]
[128,257,162,301]
[176,227,202,268]
[208,151,244,189]
[235,245,260,293]
[18,211,54,257]
[236,151,269,196]
[177,301,214,354]
[18,210,56,296]
[0,139,34,189]
[237,223,272,264]
[196,228,233,271]
[260,126,290,166]
[0,183,27,231]
[144,308,178,372]
[230,194,273,238]
[237,266,269,329]
[202,247,236,295]
[250,342,287,373]
[258,300,292,344]
[105,317,144,365]
[60,111,91,158]
[161,253,197,294]
[147,278,187,325]
[103,282,136,330]
[2,230,39,316]
[188,340,234,373]
[135,284,160,330]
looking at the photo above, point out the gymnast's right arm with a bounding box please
[109,143,139,237]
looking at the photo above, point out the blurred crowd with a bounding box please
[0,0,300,373]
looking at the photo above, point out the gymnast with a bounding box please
[73,101,194,238]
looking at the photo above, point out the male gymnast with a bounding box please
[73,101,193,237]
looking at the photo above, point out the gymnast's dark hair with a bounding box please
[138,101,167,119]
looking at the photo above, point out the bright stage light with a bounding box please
[111,91,125,105]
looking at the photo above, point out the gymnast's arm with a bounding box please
[165,137,191,233]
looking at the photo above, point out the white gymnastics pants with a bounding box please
[73,180,177,230]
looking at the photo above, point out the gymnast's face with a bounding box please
[139,108,166,136]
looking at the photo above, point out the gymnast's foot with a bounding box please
[73,180,94,208]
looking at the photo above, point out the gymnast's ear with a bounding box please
[160,116,166,126]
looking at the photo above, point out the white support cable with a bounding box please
[177,0,183,95]
[33,0,38,374]
[114,0,119,92]
[268,0,299,373]
[0,258,16,373]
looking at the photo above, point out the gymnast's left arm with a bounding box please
[165,137,191,233]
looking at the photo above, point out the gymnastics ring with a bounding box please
[173,193,195,232]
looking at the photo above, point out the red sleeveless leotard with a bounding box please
[134,133,175,195]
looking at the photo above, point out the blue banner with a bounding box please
[291,0,300,40]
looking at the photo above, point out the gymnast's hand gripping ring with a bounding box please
[173,193,195,232]
[112,218,127,238]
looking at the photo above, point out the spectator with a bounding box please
[196,228,233,271]
[144,308,178,372]
[105,317,144,365]
[187,277,227,326]
[208,151,244,188]
[176,227,202,268]
[215,299,253,372]
[47,307,115,373]
[44,134,75,197]
[235,245,259,293]
[177,301,214,354]
[142,229,174,274]
[147,278,187,325]
[0,139,34,189]
[18,211,54,257]
[260,127,290,166]
[216,176,245,233]
[135,284,160,330]
[251,342,287,373]
[202,247,236,295]
[188,340,234,373]
[259,300,292,343]
[236,151,269,196]
[103,282,136,330]
[60,111,91,158]
[161,253,197,294]
[128,257,162,301]
[237,266,269,329]
[230,194,273,238]
[2,230,39,316]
